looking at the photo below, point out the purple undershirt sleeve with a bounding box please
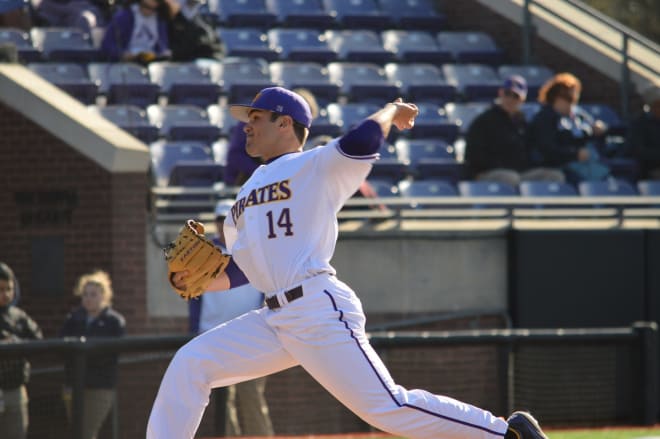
[225,258,249,288]
[338,119,384,157]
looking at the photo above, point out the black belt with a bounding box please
[265,285,303,310]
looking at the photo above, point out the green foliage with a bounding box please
[582,0,660,43]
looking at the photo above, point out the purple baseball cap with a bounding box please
[229,87,313,128]
[502,75,528,100]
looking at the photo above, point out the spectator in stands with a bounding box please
[188,200,274,436]
[0,262,43,439]
[464,75,565,186]
[527,72,610,184]
[100,0,171,64]
[629,83,660,180]
[164,0,222,61]
[0,0,31,30]
[32,0,107,34]
[60,270,126,439]
[225,89,320,186]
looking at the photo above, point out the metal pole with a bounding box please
[522,0,532,64]
[633,321,658,425]
[71,350,86,439]
[621,33,630,121]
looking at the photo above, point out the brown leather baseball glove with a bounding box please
[164,220,230,300]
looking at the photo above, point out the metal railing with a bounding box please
[522,0,660,120]
[1,322,657,438]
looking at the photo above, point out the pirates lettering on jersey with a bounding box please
[230,179,292,224]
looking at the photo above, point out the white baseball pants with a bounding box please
[146,274,508,439]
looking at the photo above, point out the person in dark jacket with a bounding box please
[0,261,42,439]
[629,83,660,180]
[60,269,126,439]
[165,0,222,61]
[465,75,564,186]
[100,0,171,63]
[527,72,609,183]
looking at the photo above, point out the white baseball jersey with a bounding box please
[223,138,373,294]
[147,137,509,439]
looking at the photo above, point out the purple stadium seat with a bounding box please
[217,28,279,62]
[266,0,336,28]
[88,62,160,108]
[444,102,489,134]
[28,62,98,104]
[148,62,221,107]
[267,28,338,64]
[381,30,452,64]
[406,103,459,142]
[207,104,240,137]
[30,27,99,62]
[458,181,518,197]
[384,63,456,104]
[396,138,463,181]
[326,102,381,133]
[322,0,393,29]
[269,61,340,106]
[150,140,215,186]
[326,62,399,102]
[89,104,160,143]
[371,142,407,181]
[638,180,660,196]
[325,30,395,64]
[578,179,638,196]
[207,57,275,102]
[437,31,505,65]
[378,0,446,30]
[442,64,501,102]
[208,0,277,27]
[519,181,578,197]
[0,28,41,62]
[147,104,222,143]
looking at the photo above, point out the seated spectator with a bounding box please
[0,262,43,439]
[100,0,171,64]
[527,72,610,184]
[32,0,107,34]
[0,0,32,30]
[165,0,222,61]
[629,83,660,180]
[465,75,564,186]
[60,269,126,439]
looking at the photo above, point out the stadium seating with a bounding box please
[89,105,159,143]
[384,63,457,103]
[30,27,98,62]
[638,180,660,196]
[381,30,452,64]
[519,181,578,197]
[442,64,501,102]
[147,104,221,143]
[396,138,463,181]
[148,62,221,107]
[88,62,160,107]
[578,179,638,196]
[378,0,446,30]
[308,107,343,137]
[577,103,627,136]
[322,0,393,29]
[28,62,98,104]
[444,102,489,134]
[150,140,216,186]
[268,61,340,105]
[266,0,336,28]
[326,102,380,132]
[370,142,407,181]
[212,138,229,165]
[208,0,277,27]
[366,178,399,197]
[406,103,459,142]
[207,103,240,137]
[458,181,518,197]
[325,30,395,64]
[437,31,505,65]
[267,28,337,64]
[0,28,41,62]
[399,179,457,197]
[217,28,280,61]
[497,64,553,100]
[326,62,399,102]
[207,57,275,102]
[519,102,542,122]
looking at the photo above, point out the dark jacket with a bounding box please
[0,305,42,390]
[464,104,528,176]
[629,111,660,177]
[527,104,593,167]
[168,11,222,61]
[100,5,170,62]
[60,306,126,388]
